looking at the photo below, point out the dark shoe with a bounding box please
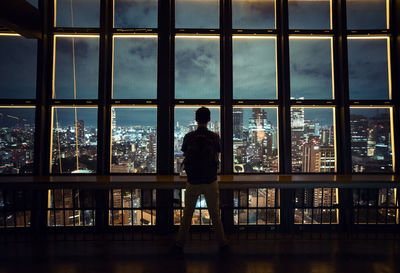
[171,243,184,256]
[219,243,230,257]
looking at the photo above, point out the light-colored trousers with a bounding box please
[176,180,227,246]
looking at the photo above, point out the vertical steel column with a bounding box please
[278,0,295,232]
[221,0,233,174]
[95,0,112,231]
[335,0,353,231]
[220,0,234,233]
[390,0,400,175]
[156,0,174,233]
[31,0,52,235]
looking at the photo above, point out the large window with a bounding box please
[111,107,157,173]
[288,0,332,29]
[291,107,336,173]
[0,107,35,174]
[0,34,37,99]
[289,37,334,100]
[347,37,391,100]
[174,106,220,174]
[53,35,99,99]
[232,0,275,29]
[112,35,158,99]
[50,107,98,174]
[233,36,277,99]
[55,0,100,28]
[233,107,279,173]
[175,0,219,29]
[350,107,393,173]
[114,0,158,28]
[175,36,220,99]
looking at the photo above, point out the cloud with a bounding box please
[113,37,157,99]
[175,38,220,99]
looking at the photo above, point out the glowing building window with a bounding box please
[291,107,336,173]
[0,107,35,174]
[174,106,220,174]
[346,0,388,29]
[232,0,275,29]
[114,0,158,28]
[233,107,279,173]
[348,37,391,100]
[0,35,37,99]
[294,188,338,224]
[111,107,157,173]
[350,107,393,173]
[109,189,156,226]
[233,36,277,100]
[233,189,280,225]
[47,189,96,227]
[174,189,212,226]
[289,37,334,100]
[113,35,158,99]
[54,0,100,28]
[175,36,220,99]
[53,35,99,99]
[50,107,98,174]
[175,0,219,29]
[288,0,331,29]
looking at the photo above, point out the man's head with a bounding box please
[195,107,211,126]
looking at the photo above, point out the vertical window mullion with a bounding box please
[221,0,233,174]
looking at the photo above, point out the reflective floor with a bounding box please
[0,234,399,273]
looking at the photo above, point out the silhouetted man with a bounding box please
[175,107,228,251]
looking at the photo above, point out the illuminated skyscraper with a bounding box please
[76,120,85,144]
[233,108,243,140]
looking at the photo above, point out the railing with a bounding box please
[0,175,399,241]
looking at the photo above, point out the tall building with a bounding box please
[233,108,243,140]
[76,120,84,144]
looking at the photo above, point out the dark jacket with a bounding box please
[181,126,221,184]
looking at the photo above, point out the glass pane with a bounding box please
[233,37,276,99]
[174,107,220,173]
[114,0,158,28]
[232,0,275,29]
[55,0,100,27]
[0,35,37,99]
[350,108,393,172]
[27,0,38,8]
[294,188,338,224]
[175,37,220,99]
[291,107,335,173]
[113,36,157,99]
[111,107,157,173]
[54,36,99,99]
[346,0,388,29]
[50,107,97,174]
[288,0,331,29]
[233,107,278,173]
[348,38,390,100]
[0,108,35,174]
[175,0,219,29]
[353,188,396,224]
[289,38,333,99]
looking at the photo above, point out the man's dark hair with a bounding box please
[195,107,211,124]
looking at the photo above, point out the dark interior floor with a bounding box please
[1,234,399,273]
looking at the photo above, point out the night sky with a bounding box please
[0,0,390,127]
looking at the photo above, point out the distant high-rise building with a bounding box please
[111,108,116,130]
[76,120,84,144]
[350,114,368,157]
[233,108,243,140]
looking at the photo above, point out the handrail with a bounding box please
[0,174,399,189]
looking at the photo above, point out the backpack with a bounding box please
[183,132,218,179]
